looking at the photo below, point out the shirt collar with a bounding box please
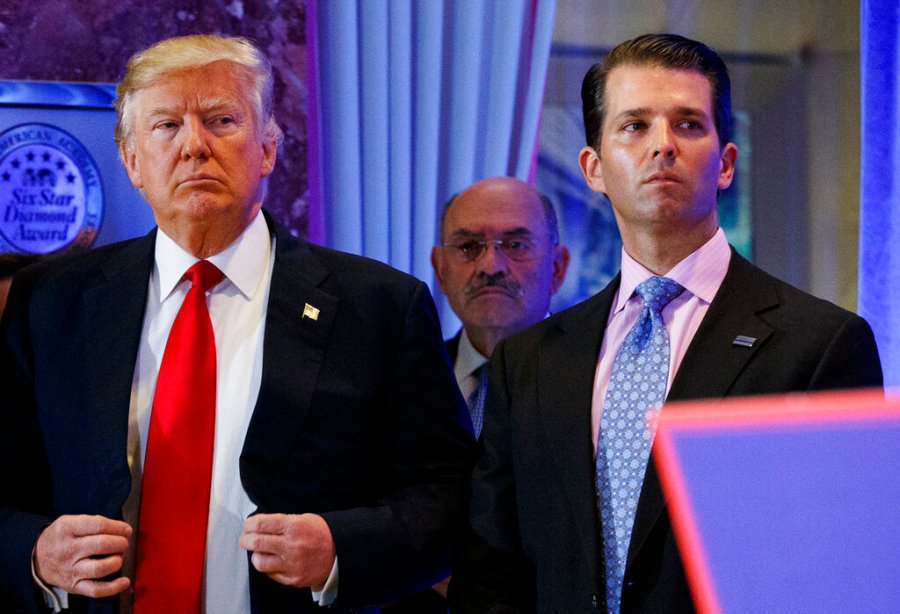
[154,211,271,302]
[614,227,731,313]
[454,328,489,382]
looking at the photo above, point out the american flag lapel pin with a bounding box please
[302,303,320,321]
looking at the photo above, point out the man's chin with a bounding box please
[464,301,522,326]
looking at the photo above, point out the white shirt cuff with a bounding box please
[31,556,68,611]
[309,556,338,606]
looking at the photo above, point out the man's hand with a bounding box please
[240,513,336,589]
[34,515,132,598]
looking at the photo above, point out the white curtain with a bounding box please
[307,0,556,334]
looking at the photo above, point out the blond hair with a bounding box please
[113,34,283,152]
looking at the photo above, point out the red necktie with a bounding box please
[134,260,224,613]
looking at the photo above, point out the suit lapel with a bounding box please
[81,232,156,512]
[537,277,619,589]
[446,330,461,365]
[628,250,778,565]
[240,218,339,499]
[667,252,777,401]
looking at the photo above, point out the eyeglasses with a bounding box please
[440,237,541,262]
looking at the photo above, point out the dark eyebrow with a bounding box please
[673,106,710,121]
[613,107,651,122]
[500,228,535,238]
[447,229,484,241]
[447,227,535,241]
[613,106,710,123]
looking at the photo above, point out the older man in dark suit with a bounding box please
[0,34,472,614]
[432,177,569,438]
[384,178,570,614]
[451,33,882,613]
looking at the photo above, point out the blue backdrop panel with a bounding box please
[655,392,900,613]
[860,0,900,387]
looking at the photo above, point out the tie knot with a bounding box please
[635,276,684,313]
[185,260,224,293]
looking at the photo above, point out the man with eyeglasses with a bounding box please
[378,177,571,614]
[431,176,570,438]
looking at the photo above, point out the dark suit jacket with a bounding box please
[381,332,467,614]
[446,332,461,365]
[0,212,473,614]
[450,249,883,613]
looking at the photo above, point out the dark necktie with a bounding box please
[596,276,685,614]
[134,260,224,613]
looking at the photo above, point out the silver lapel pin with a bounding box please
[732,335,756,348]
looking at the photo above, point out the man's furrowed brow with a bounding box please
[200,97,244,113]
[143,98,242,120]
[448,229,484,240]
[145,104,182,120]
[614,107,651,122]
[449,227,535,239]
[613,106,710,121]
[500,227,536,238]
[673,106,710,120]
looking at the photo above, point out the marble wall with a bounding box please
[0,0,310,237]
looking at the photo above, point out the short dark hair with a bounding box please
[581,33,732,150]
[440,188,561,246]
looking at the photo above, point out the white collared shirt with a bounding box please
[38,212,339,612]
[453,329,489,397]
[123,211,273,613]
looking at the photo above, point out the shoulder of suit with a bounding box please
[498,282,616,358]
[11,234,150,295]
[266,212,423,292]
[727,251,862,321]
[301,242,420,285]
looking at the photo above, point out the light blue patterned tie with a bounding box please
[467,363,489,438]
[596,276,685,614]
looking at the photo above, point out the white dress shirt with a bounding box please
[38,212,338,612]
[453,329,489,396]
[124,211,273,613]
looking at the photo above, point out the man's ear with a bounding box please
[120,142,143,189]
[260,137,277,178]
[430,246,446,292]
[578,146,606,194]
[550,245,570,295]
[718,142,738,190]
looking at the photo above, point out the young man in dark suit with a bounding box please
[0,34,472,614]
[451,33,882,613]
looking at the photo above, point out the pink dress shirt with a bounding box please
[591,228,732,457]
